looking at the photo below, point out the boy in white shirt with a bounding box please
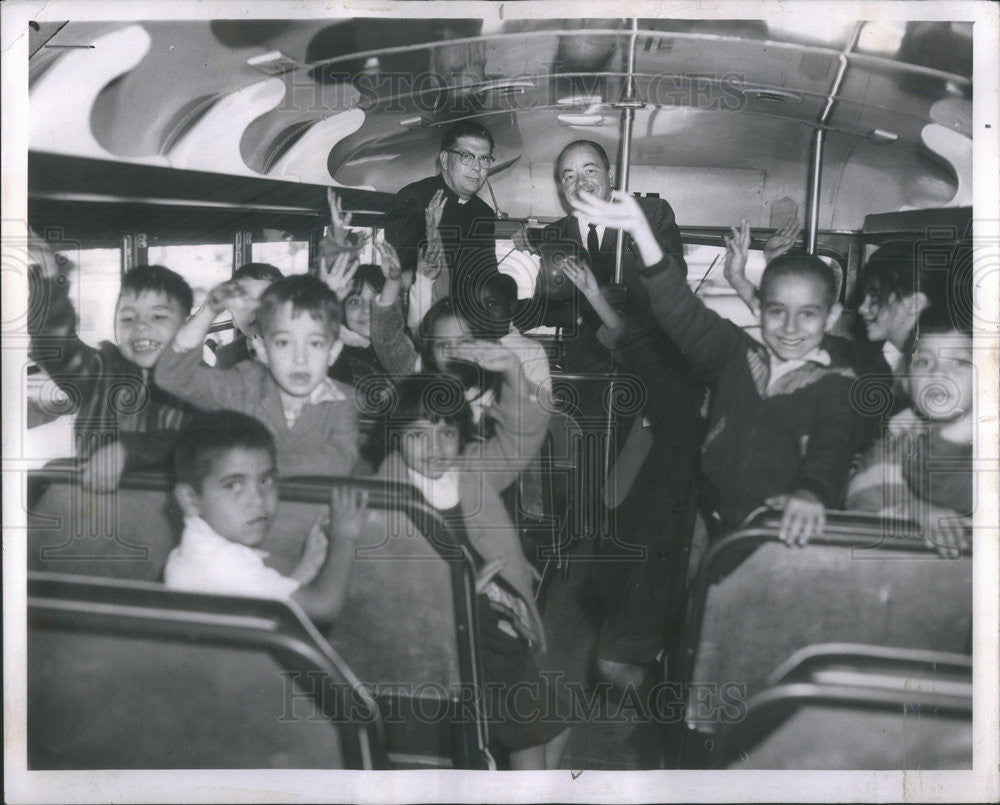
[165,409,366,621]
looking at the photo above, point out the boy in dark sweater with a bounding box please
[28,235,194,491]
[570,191,859,544]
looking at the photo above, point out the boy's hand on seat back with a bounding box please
[293,517,331,585]
[330,486,369,545]
[766,489,826,546]
[920,503,971,559]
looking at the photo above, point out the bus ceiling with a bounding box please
[28,19,972,232]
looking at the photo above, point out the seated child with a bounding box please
[327,263,389,386]
[165,409,366,620]
[570,190,859,544]
[155,274,359,478]
[28,234,194,491]
[846,306,973,557]
[212,262,284,369]
[380,364,570,769]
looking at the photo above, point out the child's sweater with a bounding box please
[847,428,972,518]
[28,271,190,469]
[376,369,550,649]
[155,344,359,478]
[638,257,859,530]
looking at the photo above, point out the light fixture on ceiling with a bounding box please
[557,113,605,127]
[870,128,899,143]
[476,79,536,95]
[744,88,804,104]
[246,50,301,75]
[556,94,604,107]
[399,115,426,128]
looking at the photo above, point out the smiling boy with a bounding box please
[155,274,359,478]
[28,237,194,490]
[570,190,859,544]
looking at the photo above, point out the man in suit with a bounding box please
[383,120,498,325]
[537,139,704,694]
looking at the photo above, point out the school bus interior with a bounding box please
[20,15,976,772]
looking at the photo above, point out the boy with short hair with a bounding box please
[570,190,859,543]
[155,274,359,478]
[847,306,973,557]
[165,409,366,620]
[213,262,284,369]
[28,234,194,491]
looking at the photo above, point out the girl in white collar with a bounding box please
[378,353,571,769]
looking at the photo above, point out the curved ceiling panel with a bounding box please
[166,78,287,176]
[239,78,361,175]
[30,25,167,164]
[267,109,367,185]
[90,22,287,157]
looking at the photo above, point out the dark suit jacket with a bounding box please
[541,195,687,303]
[383,174,498,309]
[532,196,706,507]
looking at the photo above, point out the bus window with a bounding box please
[251,230,310,275]
[146,242,231,310]
[496,240,540,301]
[64,247,122,349]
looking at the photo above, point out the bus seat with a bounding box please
[718,649,972,769]
[269,498,462,686]
[27,469,177,581]
[264,477,487,769]
[28,572,384,769]
[680,515,972,741]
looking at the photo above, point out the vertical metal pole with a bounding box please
[605,19,642,489]
[613,18,640,285]
[805,128,825,256]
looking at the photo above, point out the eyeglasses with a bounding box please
[444,149,495,169]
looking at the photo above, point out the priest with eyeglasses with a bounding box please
[383,120,500,319]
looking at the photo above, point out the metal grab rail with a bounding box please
[667,511,973,767]
[26,465,492,769]
[28,571,387,770]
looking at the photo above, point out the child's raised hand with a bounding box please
[79,441,127,493]
[425,189,446,232]
[766,489,826,546]
[920,504,972,558]
[763,217,801,265]
[206,280,246,314]
[417,243,445,280]
[561,257,600,298]
[329,485,369,544]
[451,340,520,376]
[723,219,751,281]
[376,240,403,282]
[318,249,359,300]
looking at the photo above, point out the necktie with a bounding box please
[587,223,600,272]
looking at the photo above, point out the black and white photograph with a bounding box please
[3,1,998,802]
